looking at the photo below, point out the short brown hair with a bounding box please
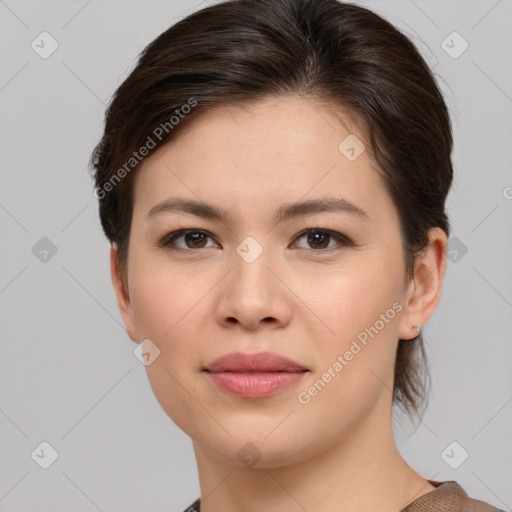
[89,0,453,420]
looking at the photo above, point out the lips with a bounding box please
[203,351,309,398]
[203,351,308,373]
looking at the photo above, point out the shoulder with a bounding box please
[402,480,505,512]
[180,483,506,512]
[461,496,506,512]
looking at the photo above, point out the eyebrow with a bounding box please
[146,197,369,223]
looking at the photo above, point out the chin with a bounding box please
[192,423,322,470]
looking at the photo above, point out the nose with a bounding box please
[215,244,292,331]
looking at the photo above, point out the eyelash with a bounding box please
[158,226,353,255]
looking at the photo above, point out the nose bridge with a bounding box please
[231,233,274,294]
[235,234,268,267]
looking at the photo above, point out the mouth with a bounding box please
[203,350,308,373]
[203,351,309,398]
[204,370,309,398]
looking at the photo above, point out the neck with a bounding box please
[192,395,434,512]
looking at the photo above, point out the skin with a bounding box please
[110,95,448,512]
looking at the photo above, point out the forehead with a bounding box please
[132,96,397,231]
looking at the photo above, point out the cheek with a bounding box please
[131,282,173,340]
[305,257,402,341]
[128,254,197,339]
[301,259,402,398]
[128,261,210,376]
[128,270,206,432]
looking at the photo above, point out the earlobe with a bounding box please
[398,228,448,340]
[109,245,139,343]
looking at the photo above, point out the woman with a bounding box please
[89,0,504,510]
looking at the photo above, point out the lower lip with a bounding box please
[206,371,308,398]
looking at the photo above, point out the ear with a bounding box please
[398,227,448,340]
[110,245,139,343]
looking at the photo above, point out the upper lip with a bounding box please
[204,351,309,373]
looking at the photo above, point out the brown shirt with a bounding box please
[401,480,505,512]
[181,479,506,512]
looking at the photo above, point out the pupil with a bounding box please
[309,231,328,249]
[187,233,205,248]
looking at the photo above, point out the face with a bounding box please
[111,96,441,468]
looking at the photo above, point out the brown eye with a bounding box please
[161,229,217,250]
[293,229,352,252]
[160,227,352,253]
[306,231,331,249]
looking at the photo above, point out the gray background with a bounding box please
[1,0,511,510]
